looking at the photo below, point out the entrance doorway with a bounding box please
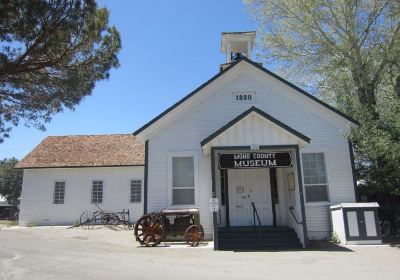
[228,169,273,226]
[212,147,308,249]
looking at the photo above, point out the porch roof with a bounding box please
[201,106,310,155]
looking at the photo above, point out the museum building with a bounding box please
[17,32,361,249]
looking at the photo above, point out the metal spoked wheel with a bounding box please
[134,214,164,247]
[185,225,204,247]
[80,211,95,230]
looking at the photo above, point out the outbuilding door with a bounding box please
[228,169,273,226]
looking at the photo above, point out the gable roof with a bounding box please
[201,106,311,148]
[16,134,144,169]
[133,57,357,137]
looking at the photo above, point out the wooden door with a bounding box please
[228,169,273,226]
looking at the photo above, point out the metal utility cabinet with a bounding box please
[330,203,381,245]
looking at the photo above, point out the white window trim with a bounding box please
[300,151,332,206]
[168,151,199,207]
[53,180,67,205]
[129,178,143,203]
[91,179,105,204]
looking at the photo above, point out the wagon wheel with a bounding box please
[185,225,204,247]
[80,211,95,230]
[134,215,164,247]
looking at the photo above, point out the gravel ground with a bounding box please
[0,226,399,280]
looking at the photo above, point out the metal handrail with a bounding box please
[251,202,262,227]
[289,206,302,225]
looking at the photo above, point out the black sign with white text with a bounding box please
[218,152,292,169]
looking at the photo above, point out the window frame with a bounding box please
[301,151,331,205]
[168,151,198,207]
[130,179,142,203]
[53,181,66,204]
[91,180,104,204]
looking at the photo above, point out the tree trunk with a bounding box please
[357,85,376,108]
[351,68,377,112]
[395,73,400,99]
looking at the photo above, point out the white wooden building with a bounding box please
[17,135,145,226]
[17,32,358,249]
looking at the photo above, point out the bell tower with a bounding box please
[221,31,256,64]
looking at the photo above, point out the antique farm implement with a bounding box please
[80,205,133,230]
[134,208,204,247]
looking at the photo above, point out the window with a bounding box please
[53,181,65,204]
[172,156,195,205]
[130,180,142,203]
[92,181,103,204]
[302,153,329,203]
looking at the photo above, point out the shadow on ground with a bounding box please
[383,235,400,248]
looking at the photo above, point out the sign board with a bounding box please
[250,144,260,150]
[209,198,219,212]
[218,152,292,169]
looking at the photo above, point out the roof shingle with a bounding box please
[16,134,144,169]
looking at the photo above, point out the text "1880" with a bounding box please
[235,94,253,101]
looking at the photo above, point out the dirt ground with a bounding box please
[0,225,399,280]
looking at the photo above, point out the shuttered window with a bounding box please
[302,153,329,203]
[53,181,65,204]
[172,156,195,205]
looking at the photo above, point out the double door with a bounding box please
[228,169,273,226]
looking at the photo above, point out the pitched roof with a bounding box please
[16,134,144,169]
[133,57,357,137]
[200,106,311,147]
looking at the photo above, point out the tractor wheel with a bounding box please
[134,215,164,247]
[80,211,94,230]
[185,225,204,247]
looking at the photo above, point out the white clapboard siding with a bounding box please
[146,61,356,240]
[202,112,307,154]
[19,166,144,226]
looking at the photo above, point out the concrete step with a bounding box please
[219,242,303,250]
[219,231,298,239]
[219,237,300,244]
[217,226,302,250]
[218,226,295,233]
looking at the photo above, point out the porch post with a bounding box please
[294,146,309,247]
[211,147,219,250]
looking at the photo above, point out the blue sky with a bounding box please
[1,0,259,160]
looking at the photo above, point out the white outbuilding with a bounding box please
[17,134,145,226]
[17,32,360,249]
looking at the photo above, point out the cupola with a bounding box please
[221,31,256,65]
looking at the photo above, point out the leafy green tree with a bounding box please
[0,0,121,143]
[0,158,22,205]
[244,0,400,197]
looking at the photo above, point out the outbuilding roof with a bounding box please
[16,134,145,169]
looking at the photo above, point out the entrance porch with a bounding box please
[211,147,307,250]
[201,107,310,250]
